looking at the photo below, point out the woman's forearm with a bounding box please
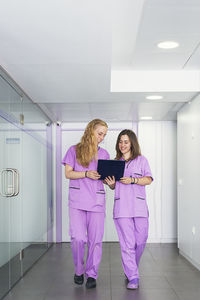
[65,169,101,180]
[134,176,152,186]
[65,170,86,180]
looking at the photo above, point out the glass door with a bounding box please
[20,97,52,273]
[0,75,23,298]
[0,115,10,299]
[0,70,53,299]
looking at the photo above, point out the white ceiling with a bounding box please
[0,0,200,122]
[130,0,200,70]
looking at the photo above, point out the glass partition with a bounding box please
[0,75,22,297]
[0,70,53,299]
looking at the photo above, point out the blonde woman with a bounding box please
[62,119,109,289]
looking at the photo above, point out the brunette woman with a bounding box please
[105,129,153,290]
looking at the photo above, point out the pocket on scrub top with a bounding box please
[96,190,105,206]
[136,196,145,201]
[133,172,142,177]
[69,186,80,202]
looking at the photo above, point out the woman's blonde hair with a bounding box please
[76,119,108,167]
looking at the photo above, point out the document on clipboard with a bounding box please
[97,159,125,181]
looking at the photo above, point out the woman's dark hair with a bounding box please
[115,129,141,161]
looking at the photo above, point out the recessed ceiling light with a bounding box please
[140,116,153,120]
[146,95,163,100]
[157,41,179,49]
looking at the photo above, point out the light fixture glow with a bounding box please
[146,95,163,100]
[157,41,179,49]
[140,116,153,120]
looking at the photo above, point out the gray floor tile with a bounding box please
[165,274,200,291]
[164,269,200,279]
[3,243,200,300]
[44,284,111,300]
[5,294,44,300]
[111,288,180,300]
[139,275,172,289]
[175,289,200,300]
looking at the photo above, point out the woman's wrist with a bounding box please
[85,171,88,178]
[109,183,115,189]
[130,177,135,184]
[130,177,139,184]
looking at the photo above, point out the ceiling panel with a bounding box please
[42,101,185,122]
[0,0,200,123]
[131,0,200,70]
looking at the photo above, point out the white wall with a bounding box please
[177,96,200,270]
[61,121,177,243]
[139,121,177,242]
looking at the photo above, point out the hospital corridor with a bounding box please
[1,1,200,299]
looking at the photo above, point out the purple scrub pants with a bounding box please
[69,207,105,279]
[114,217,149,281]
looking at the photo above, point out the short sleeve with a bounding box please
[104,150,110,160]
[142,156,153,181]
[62,145,76,168]
[98,147,110,160]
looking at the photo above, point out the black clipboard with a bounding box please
[97,159,125,181]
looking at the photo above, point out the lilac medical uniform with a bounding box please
[113,155,153,281]
[62,145,109,279]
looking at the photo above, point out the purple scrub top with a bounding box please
[113,155,153,218]
[62,145,110,212]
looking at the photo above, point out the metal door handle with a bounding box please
[0,168,20,197]
[13,169,19,196]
